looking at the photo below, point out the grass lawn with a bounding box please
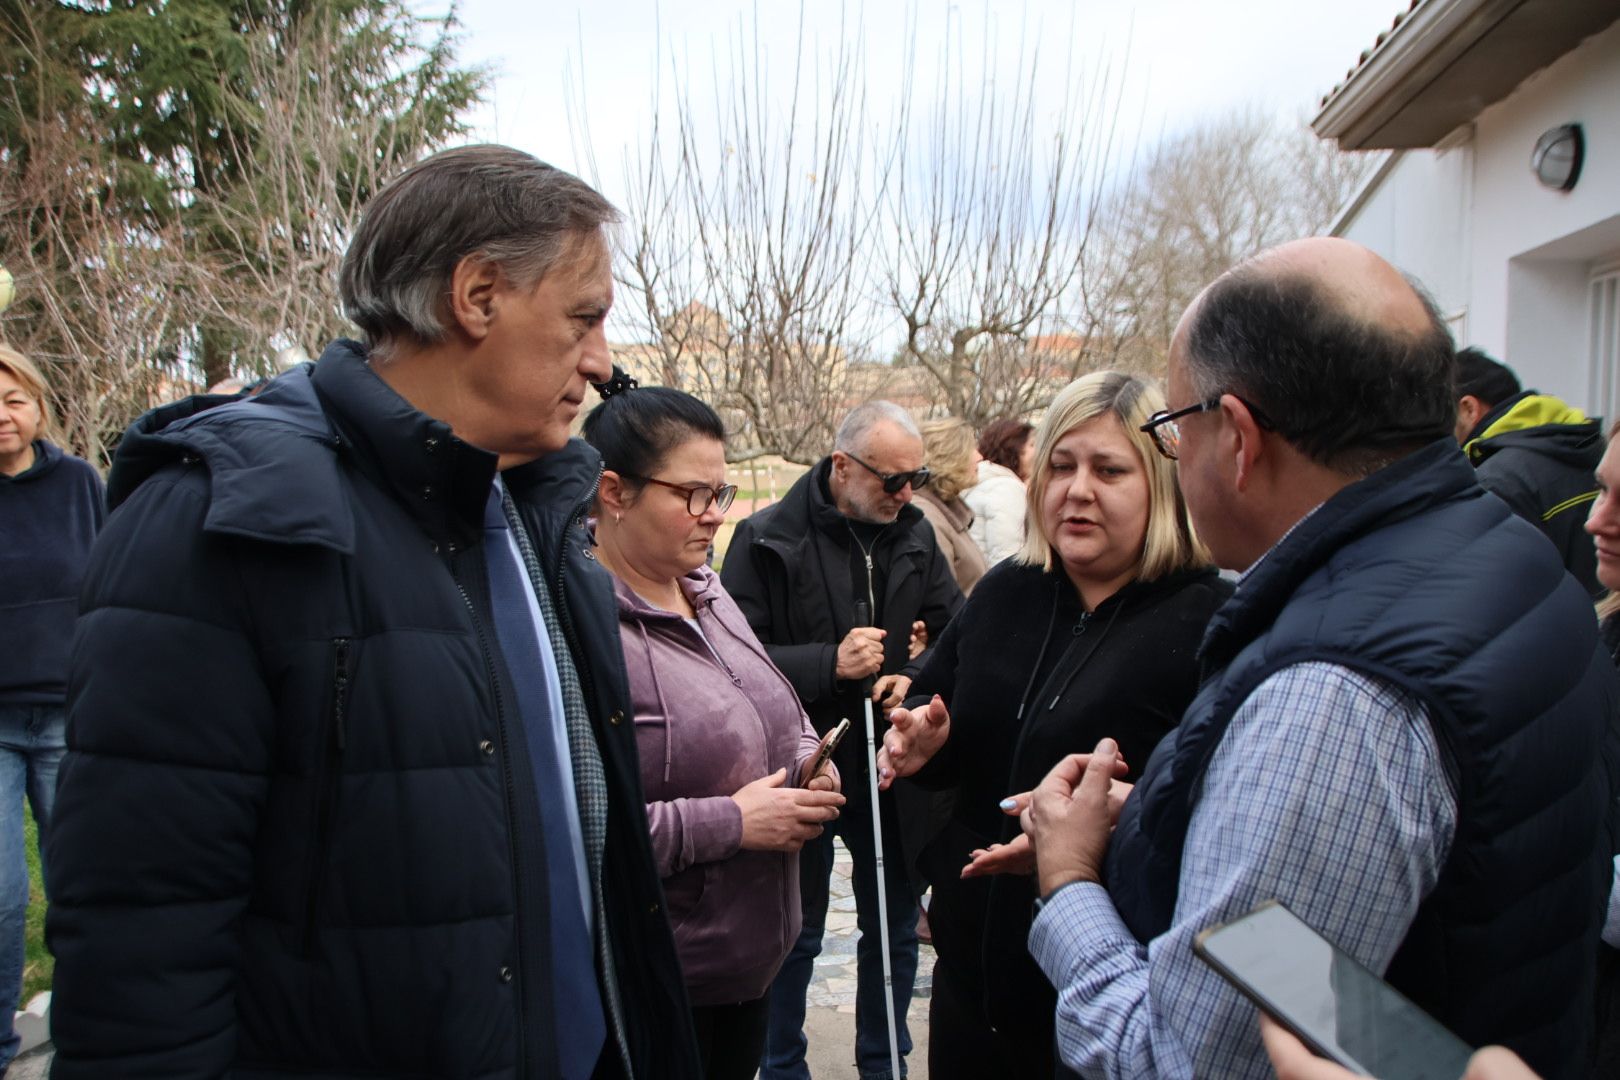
[22,805,51,1004]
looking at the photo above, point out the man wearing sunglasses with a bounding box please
[722,400,962,1080]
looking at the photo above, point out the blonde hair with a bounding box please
[0,344,53,442]
[1016,370,1211,581]
[919,417,977,501]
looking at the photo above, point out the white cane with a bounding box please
[854,601,903,1080]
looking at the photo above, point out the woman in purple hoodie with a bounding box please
[582,371,844,1079]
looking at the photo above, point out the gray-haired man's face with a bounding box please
[462,232,615,462]
[830,422,925,525]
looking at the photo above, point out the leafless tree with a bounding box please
[0,8,200,466]
[1101,110,1380,371]
[195,6,482,380]
[597,9,878,464]
[883,24,1134,427]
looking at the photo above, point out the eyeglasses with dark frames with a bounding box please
[622,474,739,517]
[843,452,932,494]
[1139,395,1276,460]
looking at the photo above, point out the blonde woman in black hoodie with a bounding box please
[878,371,1230,1079]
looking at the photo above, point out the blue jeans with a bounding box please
[762,781,918,1080]
[0,704,65,1073]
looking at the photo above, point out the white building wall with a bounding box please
[1338,149,1473,334]
[1470,17,1620,409]
[1336,18,1620,414]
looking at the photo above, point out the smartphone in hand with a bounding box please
[1194,900,1473,1080]
[801,718,851,786]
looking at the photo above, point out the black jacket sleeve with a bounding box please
[901,601,966,789]
[47,468,275,1079]
[720,517,838,705]
[900,535,965,680]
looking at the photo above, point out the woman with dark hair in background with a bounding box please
[0,344,103,1073]
[582,371,844,1079]
[965,417,1034,565]
[878,372,1230,1078]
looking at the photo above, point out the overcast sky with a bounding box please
[457,0,1399,169]
[450,0,1403,341]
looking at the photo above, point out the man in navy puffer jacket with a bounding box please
[1023,238,1619,1080]
[45,146,701,1080]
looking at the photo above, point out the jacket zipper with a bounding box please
[848,524,879,625]
[450,549,531,1079]
[699,603,795,955]
[302,636,351,955]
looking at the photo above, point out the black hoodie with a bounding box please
[0,439,104,703]
[902,557,1230,1051]
[1464,389,1603,595]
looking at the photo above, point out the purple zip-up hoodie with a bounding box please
[612,564,829,1005]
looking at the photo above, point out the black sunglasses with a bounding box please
[1139,395,1276,460]
[621,474,739,516]
[844,452,931,494]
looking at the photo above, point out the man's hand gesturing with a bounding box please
[1020,738,1131,898]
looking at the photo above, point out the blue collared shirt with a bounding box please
[1029,662,1458,1079]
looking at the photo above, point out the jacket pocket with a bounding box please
[301,636,353,955]
[668,861,713,950]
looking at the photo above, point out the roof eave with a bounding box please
[1313,0,1506,150]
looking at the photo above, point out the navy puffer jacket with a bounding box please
[46,343,700,1080]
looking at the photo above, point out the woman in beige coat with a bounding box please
[917,418,989,597]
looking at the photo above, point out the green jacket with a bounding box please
[1464,390,1603,596]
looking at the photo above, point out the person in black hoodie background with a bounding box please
[1455,347,1604,595]
[0,343,103,1074]
[878,371,1229,1079]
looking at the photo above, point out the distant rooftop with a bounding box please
[1313,0,1620,150]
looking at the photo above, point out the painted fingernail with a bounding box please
[999,797,1019,811]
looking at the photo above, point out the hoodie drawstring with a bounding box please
[1015,585,1063,722]
[636,621,675,783]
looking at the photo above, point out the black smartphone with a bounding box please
[802,718,851,785]
[1193,900,1474,1080]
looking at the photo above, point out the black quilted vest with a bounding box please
[1105,440,1619,1079]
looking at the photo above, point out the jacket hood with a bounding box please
[106,340,604,555]
[611,563,728,624]
[107,360,357,551]
[2,439,63,483]
[1464,391,1603,468]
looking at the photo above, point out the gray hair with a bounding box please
[339,144,621,350]
[834,400,921,454]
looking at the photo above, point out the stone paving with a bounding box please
[802,837,934,1078]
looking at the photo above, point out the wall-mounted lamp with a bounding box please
[1532,123,1584,192]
